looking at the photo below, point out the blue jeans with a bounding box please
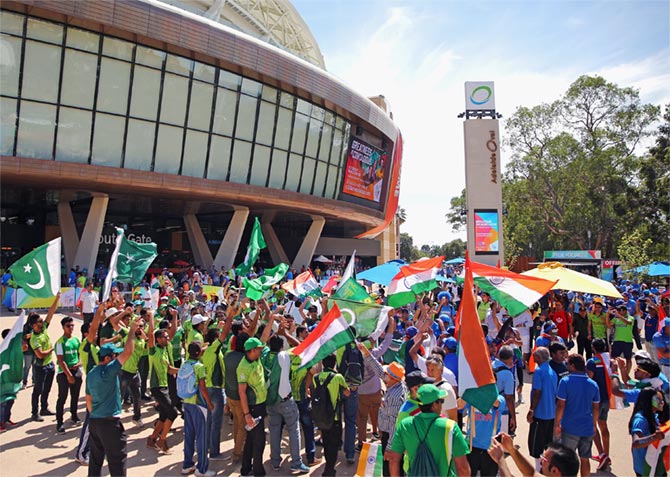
[23,353,34,386]
[183,403,211,474]
[31,363,54,416]
[297,398,316,463]
[268,398,303,467]
[343,389,358,460]
[207,387,224,456]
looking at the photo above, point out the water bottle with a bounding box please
[244,416,261,431]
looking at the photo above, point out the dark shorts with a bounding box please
[561,432,593,458]
[598,401,610,421]
[151,387,178,422]
[612,341,633,359]
[528,418,554,458]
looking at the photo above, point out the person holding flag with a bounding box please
[29,293,60,422]
[0,311,28,433]
[629,387,669,477]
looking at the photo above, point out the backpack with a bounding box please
[177,360,199,399]
[341,344,364,386]
[408,417,441,477]
[310,373,336,431]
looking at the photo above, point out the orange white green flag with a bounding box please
[458,252,499,413]
[644,423,670,476]
[355,442,383,477]
[387,256,444,309]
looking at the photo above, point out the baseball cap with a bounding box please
[444,337,458,351]
[405,370,433,388]
[244,337,265,351]
[160,296,169,301]
[543,321,557,333]
[132,299,143,306]
[592,297,604,305]
[99,343,124,358]
[445,326,456,336]
[105,307,119,318]
[383,362,405,382]
[615,299,626,308]
[405,326,418,338]
[663,318,670,328]
[417,384,447,405]
[191,314,206,326]
[634,350,652,361]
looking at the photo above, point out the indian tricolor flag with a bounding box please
[387,256,443,309]
[282,270,323,298]
[458,253,499,413]
[644,423,670,476]
[292,303,355,369]
[461,260,556,317]
[355,442,383,477]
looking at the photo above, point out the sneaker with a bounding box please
[307,458,322,467]
[75,457,89,466]
[133,419,144,428]
[290,463,310,474]
[181,466,196,475]
[56,425,65,434]
[71,416,81,424]
[141,394,153,401]
[146,436,159,449]
[372,431,380,439]
[355,443,363,452]
[31,414,44,422]
[156,438,171,454]
[346,458,356,465]
[194,471,216,477]
[40,409,55,416]
[0,424,5,433]
[597,455,611,471]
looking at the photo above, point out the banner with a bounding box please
[474,209,499,254]
[342,137,388,202]
[4,287,80,309]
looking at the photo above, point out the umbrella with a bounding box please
[313,255,332,263]
[522,262,622,298]
[436,275,455,283]
[634,261,670,277]
[445,257,465,265]
[357,260,407,286]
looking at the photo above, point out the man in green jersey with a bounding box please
[55,316,82,433]
[587,298,610,343]
[29,293,60,421]
[120,314,148,428]
[610,301,635,378]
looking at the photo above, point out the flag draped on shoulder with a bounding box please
[458,253,498,413]
[467,259,557,316]
[0,311,26,403]
[292,303,355,369]
[243,263,289,301]
[355,442,383,477]
[282,270,323,298]
[103,228,157,301]
[8,238,61,298]
[387,256,443,309]
[331,278,392,340]
[236,217,266,277]
[644,422,670,476]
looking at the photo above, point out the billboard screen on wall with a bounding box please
[341,137,387,203]
[474,209,499,254]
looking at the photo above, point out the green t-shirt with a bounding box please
[391,412,470,477]
[171,327,185,362]
[202,340,225,388]
[589,313,608,339]
[613,315,634,342]
[290,353,309,401]
[79,340,99,375]
[149,345,171,388]
[182,359,207,406]
[187,328,204,348]
[477,301,491,322]
[122,337,146,374]
[30,323,53,367]
[313,370,348,418]
[55,335,81,373]
[237,354,268,406]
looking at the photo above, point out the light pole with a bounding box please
[587,230,592,250]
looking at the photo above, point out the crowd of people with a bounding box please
[1,265,669,477]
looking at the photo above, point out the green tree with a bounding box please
[617,230,652,279]
[445,189,467,232]
[504,75,659,258]
[400,233,419,261]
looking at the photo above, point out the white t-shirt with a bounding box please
[513,310,533,338]
[435,380,458,415]
[416,355,457,388]
[80,289,98,313]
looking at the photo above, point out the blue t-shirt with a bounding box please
[492,359,515,396]
[532,361,558,420]
[586,356,609,403]
[444,354,458,382]
[645,314,659,341]
[465,395,506,450]
[556,373,600,437]
[86,359,122,419]
[652,332,670,366]
[630,412,655,475]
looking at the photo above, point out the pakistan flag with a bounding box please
[103,229,157,300]
[8,238,61,298]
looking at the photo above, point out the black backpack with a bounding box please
[310,373,336,431]
[341,344,364,386]
[408,417,441,477]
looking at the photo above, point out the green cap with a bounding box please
[417,384,447,405]
[244,337,264,351]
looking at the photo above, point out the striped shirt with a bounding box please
[379,381,408,449]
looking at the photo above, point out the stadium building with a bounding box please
[0,0,403,275]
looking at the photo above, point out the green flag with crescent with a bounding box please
[8,238,61,298]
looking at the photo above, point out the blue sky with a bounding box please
[292,0,670,247]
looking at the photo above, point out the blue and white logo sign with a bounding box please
[465,81,495,111]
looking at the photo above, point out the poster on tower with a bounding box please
[342,137,387,203]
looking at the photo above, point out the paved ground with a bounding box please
[0,310,634,476]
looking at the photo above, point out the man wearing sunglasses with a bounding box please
[55,316,83,434]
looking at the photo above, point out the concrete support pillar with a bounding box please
[213,206,249,270]
[57,194,79,271]
[261,213,290,266]
[72,195,108,275]
[183,214,214,269]
[292,215,325,270]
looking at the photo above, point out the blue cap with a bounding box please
[446,326,456,336]
[439,313,451,323]
[614,299,626,307]
[99,343,124,358]
[437,291,452,302]
[406,326,418,338]
[664,318,670,328]
[444,337,458,350]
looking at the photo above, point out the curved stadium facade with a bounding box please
[0,0,402,275]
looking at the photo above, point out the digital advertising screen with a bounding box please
[474,209,499,254]
[341,137,387,203]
